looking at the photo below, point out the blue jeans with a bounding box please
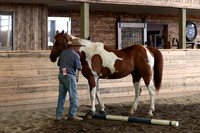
[56,72,79,118]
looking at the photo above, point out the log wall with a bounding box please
[0,3,48,50]
[0,50,200,111]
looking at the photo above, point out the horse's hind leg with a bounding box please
[129,71,142,114]
[143,76,156,116]
[146,80,156,116]
[96,78,106,114]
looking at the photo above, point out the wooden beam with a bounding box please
[71,0,200,9]
[179,8,186,49]
[80,3,89,39]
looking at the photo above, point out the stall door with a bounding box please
[117,22,147,49]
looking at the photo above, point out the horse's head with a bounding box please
[50,30,72,62]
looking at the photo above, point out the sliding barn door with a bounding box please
[117,22,147,49]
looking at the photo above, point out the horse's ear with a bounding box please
[61,30,64,34]
[56,30,59,34]
[65,33,73,42]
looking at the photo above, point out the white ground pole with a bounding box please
[76,112,179,127]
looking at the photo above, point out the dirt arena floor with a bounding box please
[0,94,200,133]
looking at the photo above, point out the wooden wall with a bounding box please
[0,3,48,50]
[0,49,200,112]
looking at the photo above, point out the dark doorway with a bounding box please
[147,24,168,49]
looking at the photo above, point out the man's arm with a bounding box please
[75,54,82,71]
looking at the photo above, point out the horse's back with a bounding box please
[100,44,149,79]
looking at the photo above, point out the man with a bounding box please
[56,38,84,120]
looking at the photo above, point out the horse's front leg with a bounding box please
[96,79,106,114]
[129,79,141,114]
[87,76,97,118]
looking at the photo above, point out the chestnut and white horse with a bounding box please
[50,31,163,116]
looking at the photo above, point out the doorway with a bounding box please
[147,24,168,49]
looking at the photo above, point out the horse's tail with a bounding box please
[148,47,163,92]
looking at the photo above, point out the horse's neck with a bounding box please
[61,45,68,52]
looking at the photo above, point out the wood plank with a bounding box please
[0,94,90,107]
[0,89,88,101]
[1,49,200,111]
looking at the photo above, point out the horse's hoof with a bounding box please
[148,112,153,116]
[87,115,93,119]
[148,109,155,116]
[100,111,107,115]
[86,111,95,119]
[128,110,134,114]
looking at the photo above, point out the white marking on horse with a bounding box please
[143,46,154,68]
[129,79,141,114]
[147,80,155,116]
[96,80,105,112]
[78,39,122,74]
[90,86,96,112]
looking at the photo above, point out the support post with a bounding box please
[80,3,89,39]
[179,8,186,49]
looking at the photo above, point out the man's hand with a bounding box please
[62,68,68,79]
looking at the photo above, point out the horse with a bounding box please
[50,30,163,116]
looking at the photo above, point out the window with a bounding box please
[117,21,147,49]
[48,17,71,46]
[0,14,13,51]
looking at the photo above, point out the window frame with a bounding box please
[0,12,15,51]
[48,17,71,47]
